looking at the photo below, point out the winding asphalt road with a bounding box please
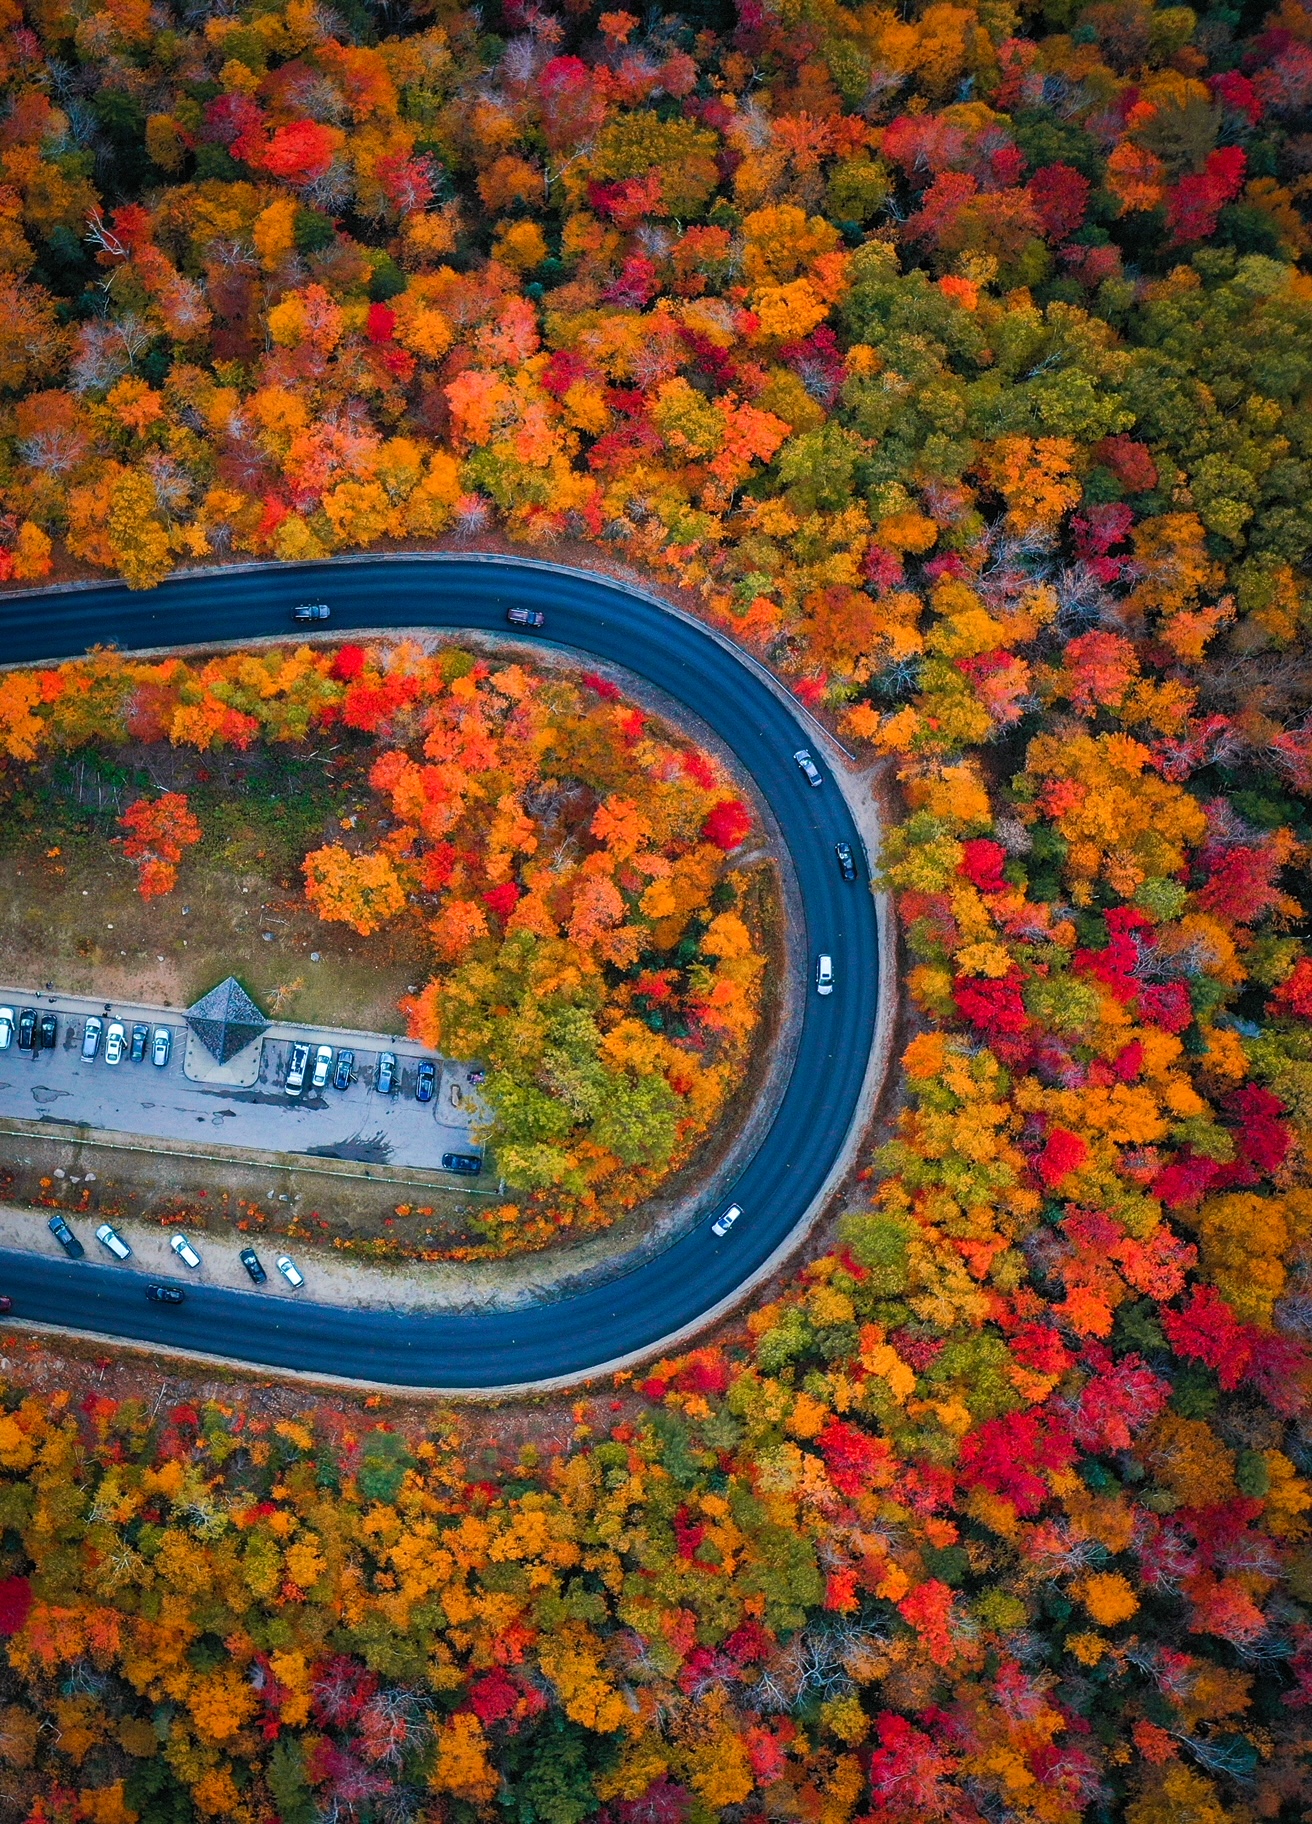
[0,558,879,1389]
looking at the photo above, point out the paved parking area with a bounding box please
[0,988,486,1176]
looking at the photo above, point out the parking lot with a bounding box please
[0,989,486,1176]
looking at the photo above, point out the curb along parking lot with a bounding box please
[0,555,889,1391]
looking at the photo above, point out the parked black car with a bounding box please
[145,1285,185,1304]
[130,1022,149,1062]
[17,1009,36,1050]
[239,1247,267,1285]
[48,1214,84,1259]
[333,1048,355,1090]
[442,1151,482,1175]
[38,1012,57,1050]
[415,1059,437,1102]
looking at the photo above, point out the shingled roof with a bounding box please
[186,976,268,1064]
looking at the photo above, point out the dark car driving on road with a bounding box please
[507,606,545,628]
[146,1284,185,1304]
[415,1059,437,1102]
[48,1214,84,1259]
[835,842,857,882]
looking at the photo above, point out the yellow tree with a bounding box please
[303,845,407,935]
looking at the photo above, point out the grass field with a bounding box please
[0,738,431,1032]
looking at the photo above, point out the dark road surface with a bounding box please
[0,557,880,1388]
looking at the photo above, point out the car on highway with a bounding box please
[152,1026,171,1068]
[415,1059,436,1103]
[835,842,857,882]
[442,1151,481,1175]
[0,1008,12,1051]
[793,748,823,787]
[239,1247,267,1285]
[38,1012,57,1050]
[130,1022,148,1062]
[48,1214,84,1259]
[285,1041,310,1095]
[311,1043,333,1090]
[146,1284,185,1305]
[333,1048,354,1090]
[276,1254,305,1288]
[16,1008,36,1050]
[95,1223,132,1261]
[816,954,834,996]
[170,1233,202,1269]
[293,602,330,621]
[712,1203,742,1237]
[507,606,546,628]
[81,1015,102,1060]
[104,1020,126,1065]
[376,1052,396,1095]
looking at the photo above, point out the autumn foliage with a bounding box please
[1,0,1312,1814]
[0,640,766,1241]
[117,792,202,899]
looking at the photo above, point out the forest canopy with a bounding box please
[3,0,1312,1817]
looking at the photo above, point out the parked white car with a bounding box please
[276,1254,305,1288]
[104,1020,126,1064]
[95,1223,132,1261]
[170,1233,202,1269]
[285,1042,310,1096]
[0,1008,13,1051]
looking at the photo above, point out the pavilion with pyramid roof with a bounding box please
[185,976,268,1064]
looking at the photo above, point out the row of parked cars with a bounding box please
[46,1212,303,1302]
[284,1040,378,1096]
[85,1016,171,1066]
[0,1007,57,1052]
[282,1042,451,1111]
[0,1009,174,1064]
[282,1042,484,1173]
